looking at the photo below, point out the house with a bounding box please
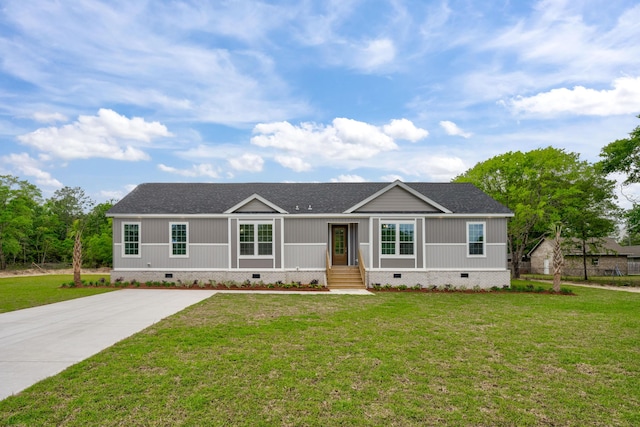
[106,181,513,289]
[529,237,634,276]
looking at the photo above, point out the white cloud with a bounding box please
[17,109,171,161]
[228,153,264,172]
[383,119,429,141]
[253,117,414,168]
[439,120,472,138]
[252,117,430,172]
[354,38,396,72]
[99,190,124,201]
[381,174,404,182]
[158,163,220,178]
[1,152,62,187]
[400,155,467,181]
[32,112,67,123]
[330,174,367,182]
[275,156,312,172]
[508,76,640,116]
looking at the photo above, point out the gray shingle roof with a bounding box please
[107,182,512,215]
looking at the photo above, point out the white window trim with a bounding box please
[467,221,486,258]
[238,220,274,259]
[380,220,416,258]
[122,222,141,258]
[169,222,189,258]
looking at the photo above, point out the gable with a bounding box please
[225,194,287,214]
[234,198,279,213]
[353,186,442,213]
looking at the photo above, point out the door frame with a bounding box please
[331,224,349,266]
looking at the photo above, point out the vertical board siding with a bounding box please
[425,218,507,244]
[275,218,282,268]
[283,218,369,243]
[380,258,416,269]
[425,244,507,269]
[190,219,229,244]
[355,186,439,212]
[239,259,274,269]
[113,244,228,269]
[235,199,277,213]
[284,245,325,269]
[416,220,424,268]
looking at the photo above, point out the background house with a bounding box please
[529,237,635,276]
[107,181,513,289]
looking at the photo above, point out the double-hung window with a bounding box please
[380,222,414,256]
[239,222,273,257]
[467,222,485,256]
[170,223,188,257]
[123,222,140,257]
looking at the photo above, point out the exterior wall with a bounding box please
[424,217,507,244]
[530,239,554,274]
[425,244,507,269]
[562,256,628,276]
[111,213,510,289]
[531,239,629,276]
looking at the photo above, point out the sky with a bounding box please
[1,0,640,206]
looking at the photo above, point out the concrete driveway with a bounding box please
[0,289,217,401]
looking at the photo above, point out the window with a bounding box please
[591,258,599,266]
[239,222,273,256]
[171,223,188,256]
[467,222,485,256]
[381,222,414,256]
[123,222,140,257]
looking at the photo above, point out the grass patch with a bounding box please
[523,273,640,287]
[1,287,639,425]
[0,275,114,313]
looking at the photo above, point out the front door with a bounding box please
[332,225,348,265]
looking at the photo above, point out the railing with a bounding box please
[358,248,366,287]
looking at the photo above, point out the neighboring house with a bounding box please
[106,181,513,289]
[529,237,633,276]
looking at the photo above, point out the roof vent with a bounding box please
[308,204,312,210]
[295,205,299,211]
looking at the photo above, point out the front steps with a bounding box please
[328,266,366,289]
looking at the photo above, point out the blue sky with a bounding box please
[1,0,640,205]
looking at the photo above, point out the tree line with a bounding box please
[0,176,112,270]
[454,115,640,280]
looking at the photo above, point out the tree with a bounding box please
[599,115,640,184]
[559,165,619,280]
[48,187,94,263]
[599,116,640,249]
[454,147,618,278]
[0,176,41,269]
[83,202,114,267]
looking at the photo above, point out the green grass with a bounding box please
[0,275,114,313]
[523,273,640,287]
[1,282,639,426]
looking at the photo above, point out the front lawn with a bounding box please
[1,285,638,426]
[0,275,114,313]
